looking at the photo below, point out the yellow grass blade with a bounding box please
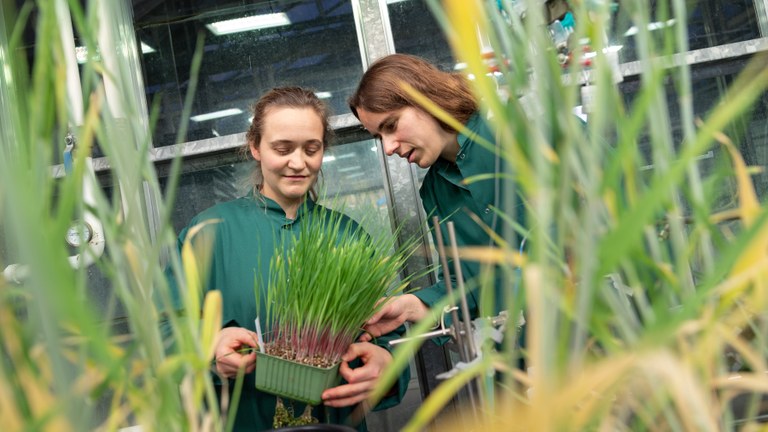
[458,246,526,267]
[181,219,219,318]
[706,126,768,308]
[200,290,222,362]
[707,124,760,226]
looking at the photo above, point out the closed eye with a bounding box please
[304,141,322,155]
[381,118,397,133]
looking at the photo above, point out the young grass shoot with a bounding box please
[261,205,416,367]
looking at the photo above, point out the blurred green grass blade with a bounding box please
[597,55,768,277]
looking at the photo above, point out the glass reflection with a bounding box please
[387,0,454,69]
[134,0,363,147]
[387,0,762,69]
[610,0,761,63]
[319,139,392,236]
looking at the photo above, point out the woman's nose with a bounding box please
[380,136,398,156]
[287,152,306,170]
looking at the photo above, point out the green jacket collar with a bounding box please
[246,191,316,225]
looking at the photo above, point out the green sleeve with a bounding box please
[368,324,411,411]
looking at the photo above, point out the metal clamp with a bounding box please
[387,305,460,347]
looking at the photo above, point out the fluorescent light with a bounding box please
[624,19,676,37]
[140,42,156,54]
[190,108,243,122]
[206,13,291,36]
[346,172,365,179]
[583,45,623,60]
[314,91,332,99]
[76,43,154,64]
[322,155,336,163]
[648,19,676,31]
[337,165,361,173]
[624,26,638,37]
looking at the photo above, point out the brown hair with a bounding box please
[242,86,333,196]
[348,54,477,132]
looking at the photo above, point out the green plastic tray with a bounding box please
[255,352,341,405]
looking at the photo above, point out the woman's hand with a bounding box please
[213,327,259,377]
[359,294,429,342]
[321,342,393,408]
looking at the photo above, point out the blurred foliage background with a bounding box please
[0,1,223,431]
[1,0,768,431]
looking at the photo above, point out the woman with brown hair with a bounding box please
[350,54,518,342]
[177,86,409,431]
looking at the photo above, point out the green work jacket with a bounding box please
[416,112,523,324]
[176,194,409,431]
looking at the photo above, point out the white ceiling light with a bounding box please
[337,165,361,173]
[75,42,154,64]
[624,19,676,37]
[140,42,156,54]
[190,108,243,122]
[314,91,332,99]
[583,45,623,59]
[322,155,337,163]
[206,13,291,36]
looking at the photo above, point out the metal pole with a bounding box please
[432,218,479,412]
[446,222,478,359]
[446,221,484,410]
[432,217,470,362]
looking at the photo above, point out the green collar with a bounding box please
[246,191,316,224]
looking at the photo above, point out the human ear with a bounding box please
[250,143,261,161]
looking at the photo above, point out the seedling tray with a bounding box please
[255,352,341,405]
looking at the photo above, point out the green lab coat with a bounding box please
[177,194,409,431]
[415,112,522,322]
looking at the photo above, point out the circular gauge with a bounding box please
[65,221,93,248]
